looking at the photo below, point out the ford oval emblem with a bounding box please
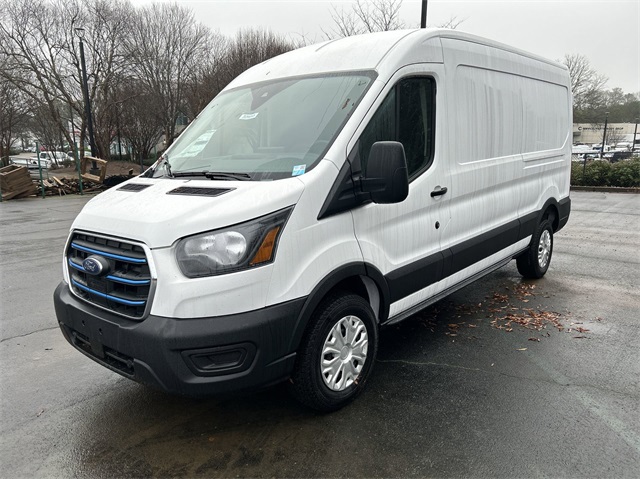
[82,256,108,276]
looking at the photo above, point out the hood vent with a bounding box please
[118,183,151,192]
[167,186,234,197]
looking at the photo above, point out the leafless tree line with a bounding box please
[0,0,293,164]
[3,0,634,167]
[323,0,464,38]
[563,53,639,123]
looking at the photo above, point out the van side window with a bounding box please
[358,77,435,178]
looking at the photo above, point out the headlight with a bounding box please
[176,207,292,277]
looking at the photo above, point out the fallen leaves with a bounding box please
[449,281,600,342]
[412,280,600,344]
[490,309,565,333]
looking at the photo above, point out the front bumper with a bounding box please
[54,282,306,397]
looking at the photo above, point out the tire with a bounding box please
[289,292,378,412]
[517,220,554,279]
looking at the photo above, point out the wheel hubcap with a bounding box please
[538,229,551,268]
[321,315,368,391]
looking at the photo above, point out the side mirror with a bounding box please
[362,141,409,204]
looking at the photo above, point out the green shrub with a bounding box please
[571,162,585,186]
[571,158,640,187]
[582,160,612,186]
[609,159,640,187]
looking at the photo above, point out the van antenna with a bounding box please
[421,0,428,28]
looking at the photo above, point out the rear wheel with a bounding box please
[517,220,554,279]
[289,293,378,412]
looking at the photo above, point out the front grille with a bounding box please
[67,232,152,319]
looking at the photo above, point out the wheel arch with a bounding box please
[288,262,389,353]
[537,197,561,232]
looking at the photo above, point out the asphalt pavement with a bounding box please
[1,191,639,478]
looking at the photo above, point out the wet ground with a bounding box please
[1,191,639,478]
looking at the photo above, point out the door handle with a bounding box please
[430,186,448,197]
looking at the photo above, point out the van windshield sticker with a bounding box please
[239,112,259,120]
[292,164,306,176]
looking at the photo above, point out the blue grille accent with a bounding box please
[68,259,150,285]
[106,275,151,286]
[72,280,146,306]
[71,242,147,263]
[67,233,152,319]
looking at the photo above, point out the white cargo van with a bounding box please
[54,29,572,411]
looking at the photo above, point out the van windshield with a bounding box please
[155,72,374,181]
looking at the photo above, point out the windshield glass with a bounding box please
[155,72,374,180]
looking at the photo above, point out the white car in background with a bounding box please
[10,156,52,169]
[38,151,69,167]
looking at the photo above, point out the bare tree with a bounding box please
[563,53,608,120]
[217,29,294,88]
[0,76,32,164]
[125,2,211,149]
[117,80,163,162]
[81,0,135,158]
[0,0,133,159]
[324,0,405,38]
[435,15,465,29]
[182,33,229,121]
[0,0,78,154]
[324,0,464,39]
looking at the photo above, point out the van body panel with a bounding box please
[351,63,450,278]
[71,177,305,248]
[225,30,446,91]
[389,236,531,318]
[54,282,306,396]
[149,247,275,318]
[265,160,364,307]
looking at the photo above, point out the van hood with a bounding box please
[71,177,305,248]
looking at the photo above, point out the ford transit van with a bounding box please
[54,29,572,411]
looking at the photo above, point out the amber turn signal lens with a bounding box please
[249,226,281,266]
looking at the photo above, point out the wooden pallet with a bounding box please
[80,156,108,184]
[0,165,38,200]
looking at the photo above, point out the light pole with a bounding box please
[632,118,638,153]
[421,0,428,28]
[599,111,609,160]
[75,27,97,170]
[68,104,83,195]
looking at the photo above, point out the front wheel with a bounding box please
[517,220,554,279]
[289,293,378,412]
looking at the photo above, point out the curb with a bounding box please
[570,186,640,194]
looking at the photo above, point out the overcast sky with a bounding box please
[130,0,639,94]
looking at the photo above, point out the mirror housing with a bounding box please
[361,141,409,204]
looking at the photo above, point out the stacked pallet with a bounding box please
[0,165,38,200]
[38,176,104,196]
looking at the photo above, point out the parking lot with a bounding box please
[1,191,639,478]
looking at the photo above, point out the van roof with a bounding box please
[226,29,568,89]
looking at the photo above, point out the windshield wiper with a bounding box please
[205,172,252,181]
[171,171,252,181]
[172,171,208,177]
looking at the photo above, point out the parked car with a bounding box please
[10,156,52,169]
[38,151,69,167]
[614,142,632,151]
[610,151,632,163]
